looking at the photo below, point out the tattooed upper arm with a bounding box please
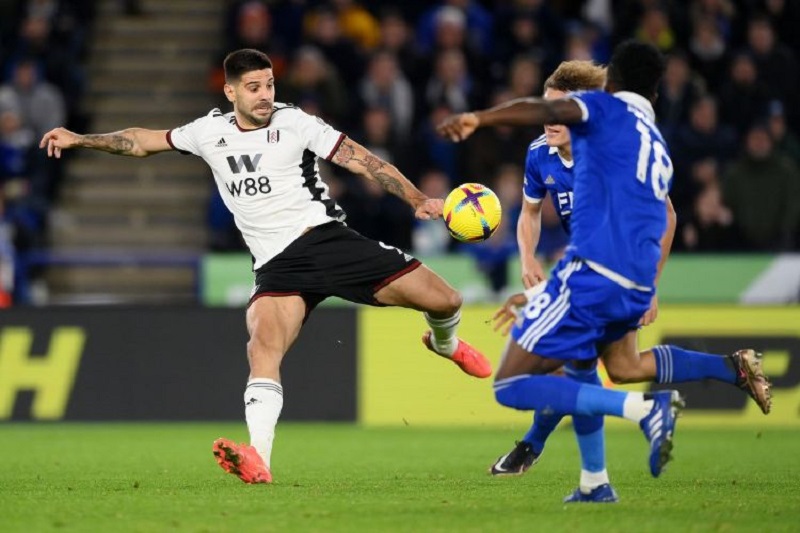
[332,138,356,167]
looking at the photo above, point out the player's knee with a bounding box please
[441,289,463,315]
[494,380,521,409]
[423,288,462,316]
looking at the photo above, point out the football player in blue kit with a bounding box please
[489,60,670,502]
[438,41,771,500]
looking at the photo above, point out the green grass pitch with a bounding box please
[1,424,798,532]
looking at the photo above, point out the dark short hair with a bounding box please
[223,49,273,82]
[606,40,665,100]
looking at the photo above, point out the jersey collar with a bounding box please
[613,91,656,122]
[549,146,574,168]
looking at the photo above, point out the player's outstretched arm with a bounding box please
[331,137,442,220]
[517,200,547,289]
[39,127,173,158]
[437,98,584,142]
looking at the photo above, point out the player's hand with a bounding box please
[415,198,443,220]
[521,257,547,289]
[436,112,479,142]
[639,294,659,326]
[491,292,528,336]
[39,127,81,159]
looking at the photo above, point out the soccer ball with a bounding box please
[443,183,502,242]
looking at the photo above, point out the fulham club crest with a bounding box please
[267,130,280,143]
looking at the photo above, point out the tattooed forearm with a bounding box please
[333,138,426,206]
[373,172,405,197]
[81,133,136,155]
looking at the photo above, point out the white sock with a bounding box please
[244,378,283,468]
[424,310,461,357]
[580,469,610,493]
[622,392,654,423]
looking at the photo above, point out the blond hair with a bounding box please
[543,60,606,92]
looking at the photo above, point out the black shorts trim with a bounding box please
[251,222,420,313]
[373,260,422,293]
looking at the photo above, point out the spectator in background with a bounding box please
[563,22,611,64]
[655,51,705,140]
[12,1,89,123]
[762,0,800,54]
[279,46,349,126]
[636,7,676,52]
[377,9,425,86]
[417,0,494,58]
[0,193,14,307]
[211,0,289,108]
[331,0,380,52]
[223,1,287,77]
[420,5,489,92]
[0,59,65,138]
[717,52,770,138]
[682,183,741,251]
[688,16,728,90]
[670,95,736,210]
[0,59,63,201]
[359,51,414,138]
[355,106,411,170]
[424,48,474,115]
[412,169,453,256]
[415,103,462,184]
[724,124,800,250]
[462,87,539,184]
[507,54,542,99]
[746,16,798,129]
[0,109,33,183]
[768,100,800,165]
[689,0,736,42]
[493,11,559,77]
[304,6,365,86]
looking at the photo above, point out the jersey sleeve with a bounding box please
[523,149,546,203]
[296,110,346,160]
[166,114,211,156]
[566,90,608,135]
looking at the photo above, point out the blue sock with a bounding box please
[567,364,606,473]
[653,345,736,384]
[523,411,563,455]
[494,374,629,417]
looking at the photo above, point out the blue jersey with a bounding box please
[566,91,672,289]
[523,135,574,234]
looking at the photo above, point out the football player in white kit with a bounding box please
[40,49,492,484]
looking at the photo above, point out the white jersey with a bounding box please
[167,103,347,269]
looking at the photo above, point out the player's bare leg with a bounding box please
[375,264,492,378]
[213,295,306,484]
[601,332,771,413]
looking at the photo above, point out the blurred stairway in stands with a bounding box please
[45,0,224,304]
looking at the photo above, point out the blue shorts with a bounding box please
[510,255,652,361]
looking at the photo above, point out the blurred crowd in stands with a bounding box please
[2,0,800,305]
[0,0,97,305]
[208,0,800,279]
